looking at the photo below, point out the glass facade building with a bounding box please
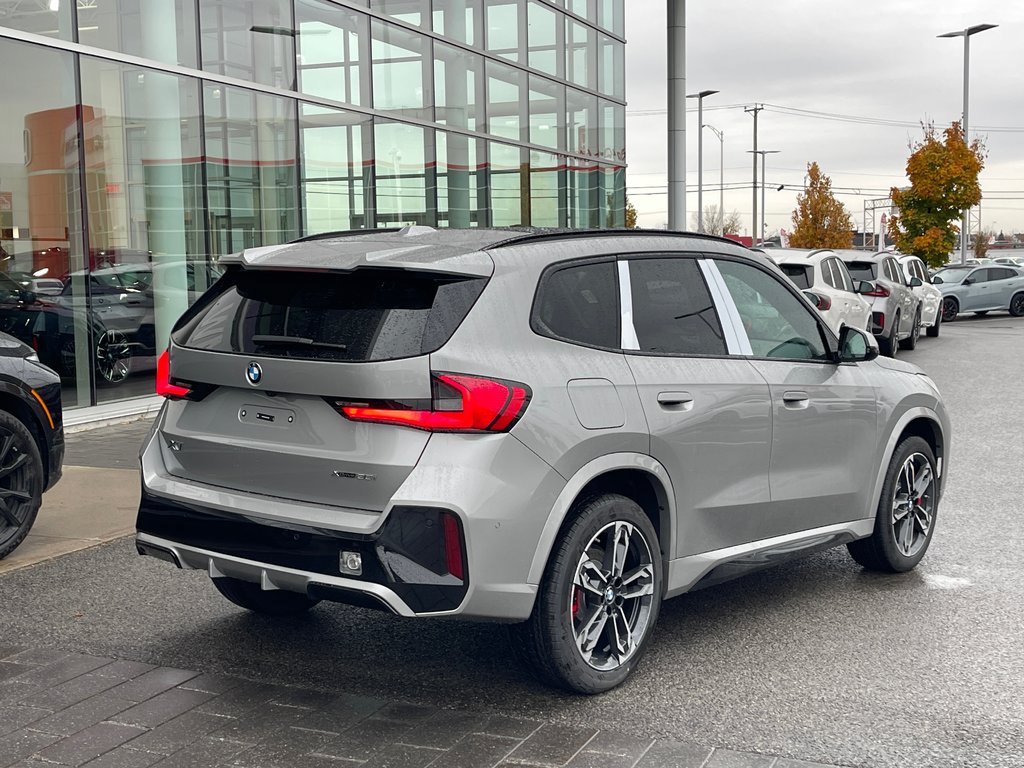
[0,0,625,411]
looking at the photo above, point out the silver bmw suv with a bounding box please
[137,228,950,693]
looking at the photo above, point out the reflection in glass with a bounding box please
[78,0,198,68]
[486,0,521,63]
[490,142,524,227]
[372,0,429,28]
[200,0,295,89]
[529,151,566,227]
[527,1,560,76]
[567,20,595,90]
[598,0,624,36]
[435,43,484,132]
[433,0,478,47]
[372,20,430,120]
[0,40,89,407]
[80,57,208,402]
[567,88,598,157]
[599,34,624,100]
[529,77,564,150]
[375,122,432,227]
[0,0,73,40]
[204,84,299,257]
[437,132,486,228]
[296,0,369,106]
[487,60,525,142]
[301,104,373,233]
[569,159,600,229]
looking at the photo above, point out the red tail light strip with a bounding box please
[156,350,191,399]
[442,511,465,580]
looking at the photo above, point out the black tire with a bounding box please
[847,436,938,573]
[878,313,899,358]
[212,577,321,616]
[898,310,921,350]
[925,310,941,337]
[0,411,45,560]
[1009,292,1024,318]
[941,297,959,323]
[510,494,663,694]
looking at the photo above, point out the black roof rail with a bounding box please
[484,227,739,250]
[291,228,402,243]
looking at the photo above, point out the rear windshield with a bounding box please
[173,268,487,362]
[845,261,878,281]
[779,264,812,289]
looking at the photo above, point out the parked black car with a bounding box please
[0,331,64,559]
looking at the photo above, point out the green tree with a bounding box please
[625,197,638,229]
[888,122,985,269]
[789,162,853,248]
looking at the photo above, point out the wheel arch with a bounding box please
[0,387,49,486]
[526,454,675,586]
[869,408,947,520]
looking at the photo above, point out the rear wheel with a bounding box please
[0,412,44,560]
[878,313,899,357]
[511,494,662,694]
[847,436,938,573]
[925,310,941,338]
[941,297,959,323]
[212,577,321,616]
[1009,292,1024,318]
[899,310,921,350]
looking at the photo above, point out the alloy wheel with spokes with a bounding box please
[890,452,935,558]
[941,297,959,322]
[511,493,663,694]
[1010,292,1024,318]
[95,330,132,384]
[570,520,656,671]
[847,435,939,573]
[0,413,44,560]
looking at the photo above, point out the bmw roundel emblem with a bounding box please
[246,361,263,386]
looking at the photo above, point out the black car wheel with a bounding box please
[899,310,921,350]
[941,297,959,323]
[511,493,662,694]
[926,310,941,338]
[1010,292,1024,318]
[95,330,132,385]
[878,313,899,358]
[0,411,44,560]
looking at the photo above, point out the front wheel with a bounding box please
[926,310,941,338]
[212,577,321,616]
[899,310,921,350]
[1009,292,1024,318]
[510,494,662,694]
[0,411,44,560]
[847,436,938,573]
[941,297,959,323]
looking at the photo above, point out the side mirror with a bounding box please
[18,290,36,304]
[909,277,923,288]
[963,277,975,285]
[837,326,879,363]
[855,280,875,295]
[931,276,944,285]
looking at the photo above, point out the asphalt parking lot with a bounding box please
[1,314,1022,768]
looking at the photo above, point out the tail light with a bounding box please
[333,373,531,433]
[864,283,890,297]
[156,350,191,399]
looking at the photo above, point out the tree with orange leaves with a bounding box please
[789,162,853,248]
[888,122,985,269]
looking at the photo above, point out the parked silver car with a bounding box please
[137,228,950,693]
[836,251,923,357]
[933,264,1024,320]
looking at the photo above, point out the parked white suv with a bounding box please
[898,254,942,338]
[772,249,871,334]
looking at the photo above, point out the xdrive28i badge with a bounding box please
[245,361,263,386]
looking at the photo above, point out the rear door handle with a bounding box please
[782,390,809,405]
[657,391,694,410]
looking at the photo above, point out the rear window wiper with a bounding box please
[251,334,347,351]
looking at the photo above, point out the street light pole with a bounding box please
[687,89,718,231]
[748,149,779,245]
[745,105,763,242]
[704,124,724,231]
[939,23,997,264]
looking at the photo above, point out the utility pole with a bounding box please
[745,105,763,243]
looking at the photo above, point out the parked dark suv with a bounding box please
[0,331,65,559]
[138,227,949,693]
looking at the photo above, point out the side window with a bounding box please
[834,260,855,292]
[887,259,906,284]
[970,269,990,283]
[821,260,838,289]
[533,260,619,348]
[715,259,829,361]
[914,260,927,282]
[991,268,1016,281]
[627,258,726,356]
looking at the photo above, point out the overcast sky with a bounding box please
[624,1,1024,238]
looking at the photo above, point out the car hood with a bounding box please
[872,356,924,375]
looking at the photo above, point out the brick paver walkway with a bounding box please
[0,647,841,768]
